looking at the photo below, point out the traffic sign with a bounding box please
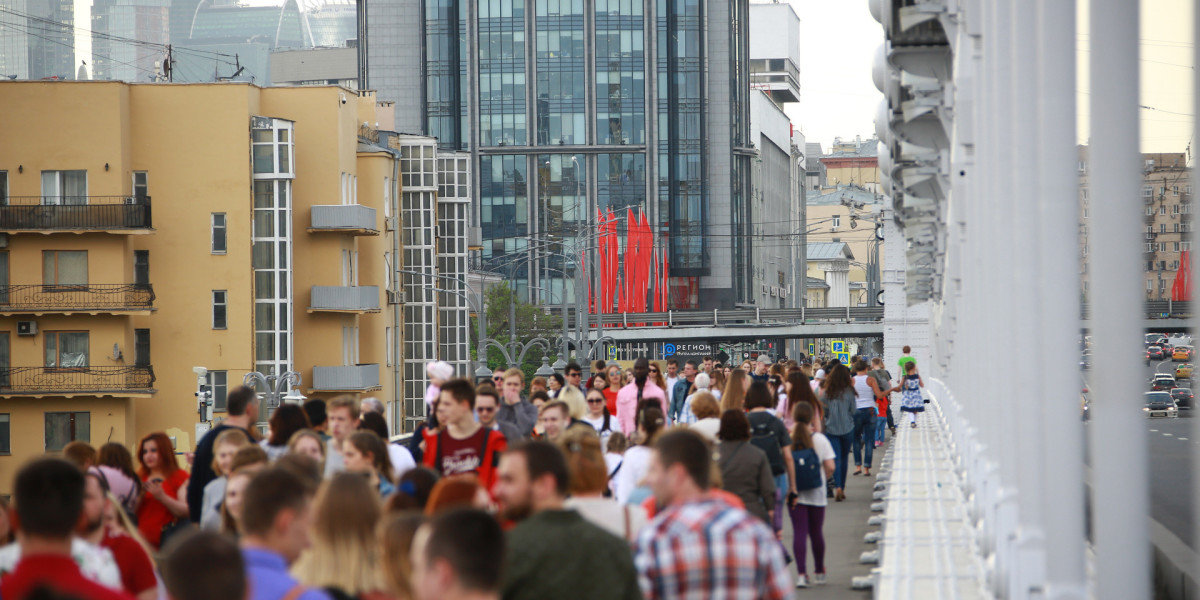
[835,352,850,364]
[608,346,618,360]
[832,340,845,353]
[808,343,816,355]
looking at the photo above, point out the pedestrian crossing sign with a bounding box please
[808,343,815,355]
[608,346,617,360]
[832,340,845,353]
[835,352,850,364]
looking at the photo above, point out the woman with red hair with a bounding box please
[135,432,190,549]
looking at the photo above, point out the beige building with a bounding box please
[805,185,885,306]
[818,135,880,194]
[0,81,404,492]
[1078,148,1192,301]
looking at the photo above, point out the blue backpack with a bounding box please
[792,447,823,491]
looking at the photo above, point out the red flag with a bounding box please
[1173,250,1192,301]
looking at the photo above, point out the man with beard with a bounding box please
[492,441,641,600]
[81,470,157,599]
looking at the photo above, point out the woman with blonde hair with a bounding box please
[556,383,588,420]
[721,368,749,412]
[379,513,427,599]
[293,473,393,599]
[287,429,327,473]
[200,428,252,530]
[559,427,647,542]
[708,368,726,402]
[688,392,722,443]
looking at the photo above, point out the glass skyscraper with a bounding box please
[382,0,751,309]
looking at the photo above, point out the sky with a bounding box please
[784,0,1194,155]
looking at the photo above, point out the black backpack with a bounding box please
[749,415,787,476]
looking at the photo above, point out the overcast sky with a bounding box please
[784,0,1194,154]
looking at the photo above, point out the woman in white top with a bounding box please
[851,360,885,477]
[686,392,722,443]
[786,402,836,588]
[580,387,622,449]
[677,372,711,425]
[559,427,648,542]
[612,403,666,505]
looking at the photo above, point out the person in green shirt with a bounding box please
[898,345,916,373]
[493,441,642,600]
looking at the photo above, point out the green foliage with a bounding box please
[468,284,563,383]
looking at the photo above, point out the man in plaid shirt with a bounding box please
[633,430,792,599]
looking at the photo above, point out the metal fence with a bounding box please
[0,196,152,230]
[0,366,155,393]
[0,284,154,311]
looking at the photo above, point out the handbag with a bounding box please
[159,518,193,549]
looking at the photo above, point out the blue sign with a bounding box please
[835,352,850,364]
[808,343,816,355]
[831,340,845,353]
[608,346,618,360]
[663,343,677,356]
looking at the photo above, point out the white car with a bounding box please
[1145,391,1179,418]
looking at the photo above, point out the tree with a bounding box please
[469,284,563,384]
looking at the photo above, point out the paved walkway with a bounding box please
[781,427,891,599]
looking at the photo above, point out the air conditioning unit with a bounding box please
[385,216,398,231]
[17,321,37,336]
[387,290,405,305]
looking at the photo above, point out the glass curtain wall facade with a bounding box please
[596,0,645,146]
[426,0,468,149]
[658,0,705,282]
[479,154,529,297]
[478,0,526,146]
[535,0,585,146]
[250,117,295,386]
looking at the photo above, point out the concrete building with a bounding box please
[806,242,853,308]
[819,135,879,193]
[805,142,826,192]
[1077,148,1192,302]
[270,47,358,88]
[806,184,885,306]
[371,0,756,310]
[0,81,401,492]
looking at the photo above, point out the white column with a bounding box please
[1036,0,1088,597]
[1192,0,1200,582]
[1089,0,1150,598]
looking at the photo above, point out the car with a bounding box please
[1152,375,1177,391]
[1080,353,1092,371]
[1147,333,1163,346]
[1177,364,1194,380]
[1170,387,1195,409]
[1148,345,1166,360]
[1145,391,1179,418]
[1175,347,1192,361]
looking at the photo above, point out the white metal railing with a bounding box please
[310,204,378,232]
[309,285,381,312]
[311,364,380,391]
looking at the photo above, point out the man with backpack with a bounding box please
[422,379,509,491]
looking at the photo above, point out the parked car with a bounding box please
[1145,391,1179,418]
[1170,387,1194,410]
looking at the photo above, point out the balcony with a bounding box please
[309,285,380,313]
[0,284,155,315]
[0,196,152,233]
[0,366,156,397]
[308,205,379,235]
[311,364,380,392]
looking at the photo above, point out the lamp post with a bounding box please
[243,370,305,428]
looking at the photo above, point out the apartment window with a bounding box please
[0,171,7,205]
[832,215,841,229]
[1160,206,1167,215]
[1143,186,1155,198]
[1174,186,1180,196]
[0,253,7,304]
[1172,261,1179,270]
[1160,224,1167,234]
[45,331,88,368]
[1184,242,1192,252]
[0,414,7,454]
[132,171,148,201]
[1147,279,1154,291]
[41,170,87,205]
[251,117,294,176]
[212,290,227,329]
[212,213,227,254]
[1146,206,1154,216]
[1174,242,1181,252]
[1173,204,1181,215]
[1188,185,1194,195]
[386,326,394,366]
[1161,279,1169,291]
[45,411,89,451]
[1146,243,1155,252]
[383,177,391,217]
[207,371,228,412]
[1161,243,1168,252]
[1174,223,1180,233]
[42,251,87,287]
[1084,207,1090,218]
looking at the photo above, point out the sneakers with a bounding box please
[796,574,809,588]
[814,573,827,585]
[874,441,883,448]
[911,421,917,428]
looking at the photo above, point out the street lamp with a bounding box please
[535,356,555,377]
[243,370,305,425]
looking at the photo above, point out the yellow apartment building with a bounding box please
[0,81,401,492]
[805,184,884,306]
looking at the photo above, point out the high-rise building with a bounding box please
[0,0,31,80]
[0,81,401,491]
[91,0,170,82]
[371,0,754,310]
[26,0,75,79]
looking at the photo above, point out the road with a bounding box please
[1083,359,1197,549]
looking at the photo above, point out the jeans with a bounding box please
[875,415,887,444]
[827,432,853,489]
[852,408,877,468]
[772,473,788,533]
[788,504,827,574]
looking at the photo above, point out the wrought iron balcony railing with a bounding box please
[0,366,155,394]
[0,284,155,312]
[0,196,152,231]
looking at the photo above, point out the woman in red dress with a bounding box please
[135,432,189,550]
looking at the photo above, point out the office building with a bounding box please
[371,0,754,310]
[0,81,400,492]
[91,0,170,81]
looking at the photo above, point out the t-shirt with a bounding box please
[581,414,622,450]
[137,469,189,549]
[435,427,490,477]
[0,539,122,590]
[793,433,836,507]
[187,423,245,523]
[0,554,133,600]
[898,355,916,372]
[99,532,157,596]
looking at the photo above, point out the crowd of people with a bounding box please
[0,348,924,600]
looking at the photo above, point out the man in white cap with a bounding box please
[750,354,771,383]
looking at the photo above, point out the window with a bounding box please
[42,251,87,287]
[41,170,87,205]
[1143,186,1155,198]
[133,172,148,201]
[386,326,393,366]
[832,215,841,229]
[134,329,150,366]
[45,331,88,368]
[1173,204,1180,215]
[1184,242,1192,251]
[212,290,227,329]
[1174,186,1180,196]
[0,414,7,454]
[251,117,294,176]
[1160,224,1167,234]
[1147,279,1155,291]
[207,371,228,412]
[1147,206,1155,216]
[1161,243,1168,252]
[45,411,88,451]
[134,251,149,286]
[0,171,7,205]
[211,213,227,254]
[1161,206,1167,215]
[1146,243,1155,252]
[1174,223,1180,233]
[0,253,7,304]
[1174,242,1181,252]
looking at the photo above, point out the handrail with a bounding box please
[0,366,155,393]
[0,284,154,311]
